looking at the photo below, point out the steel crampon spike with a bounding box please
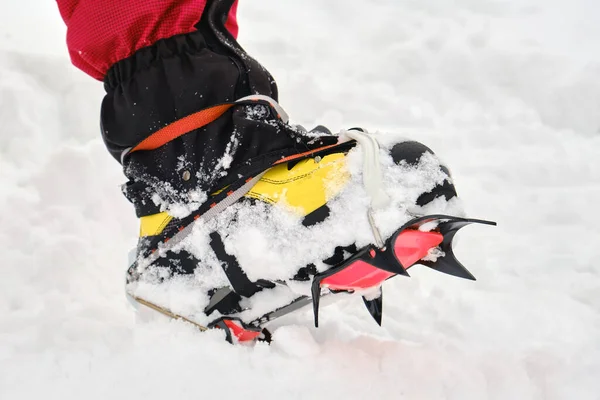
[362,289,383,326]
[311,278,323,327]
[420,218,495,280]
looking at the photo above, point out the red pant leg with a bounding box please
[57,0,238,80]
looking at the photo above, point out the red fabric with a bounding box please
[57,0,239,80]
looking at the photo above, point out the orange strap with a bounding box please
[274,143,341,165]
[127,101,347,168]
[129,103,234,153]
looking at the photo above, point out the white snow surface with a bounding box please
[2,0,600,399]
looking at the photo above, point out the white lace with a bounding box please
[341,129,390,248]
[342,129,390,210]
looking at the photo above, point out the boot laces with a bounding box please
[342,129,390,248]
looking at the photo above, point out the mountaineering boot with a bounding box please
[99,0,495,342]
[124,115,493,342]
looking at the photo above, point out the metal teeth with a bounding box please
[420,219,486,281]
[421,253,476,280]
[311,278,323,327]
[392,260,411,277]
[310,215,496,328]
[362,289,383,326]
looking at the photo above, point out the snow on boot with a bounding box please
[124,109,495,342]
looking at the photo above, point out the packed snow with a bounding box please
[2,0,600,399]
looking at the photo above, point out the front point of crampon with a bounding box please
[397,215,497,281]
[310,214,496,327]
[310,219,444,327]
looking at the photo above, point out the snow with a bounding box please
[2,0,600,399]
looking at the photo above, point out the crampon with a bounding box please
[127,214,496,344]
